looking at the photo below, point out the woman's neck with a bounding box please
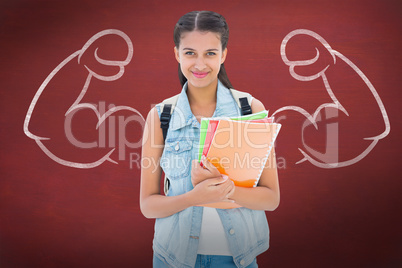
[187,80,218,121]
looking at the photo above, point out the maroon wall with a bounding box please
[1,0,401,267]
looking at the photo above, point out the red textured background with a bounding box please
[1,0,401,267]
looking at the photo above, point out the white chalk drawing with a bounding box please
[24,28,390,169]
[273,29,390,168]
[23,29,144,168]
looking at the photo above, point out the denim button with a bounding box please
[229,229,235,235]
[175,142,179,151]
[240,259,245,265]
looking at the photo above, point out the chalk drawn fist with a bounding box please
[24,29,144,168]
[273,29,390,168]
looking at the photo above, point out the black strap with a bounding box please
[239,97,252,115]
[160,104,172,141]
[160,104,172,194]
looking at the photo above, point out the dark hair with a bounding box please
[173,11,233,89]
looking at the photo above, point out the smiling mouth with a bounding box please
[192,72,208,78]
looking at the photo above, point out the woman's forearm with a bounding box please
[141,176,237,218]
[231,185,280,211]
[140,192,194,219]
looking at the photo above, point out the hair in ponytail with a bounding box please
[174,11,233,89]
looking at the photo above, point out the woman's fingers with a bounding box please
[191,157,223,187]
[221,177,234,194]
[201,156,221,176]
[204,175,229,186]
[193,175,235,204]
[225,181,236,200]
[221,178,235,202]
[209,175,235,198]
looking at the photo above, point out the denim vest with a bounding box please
[154,80,270,268]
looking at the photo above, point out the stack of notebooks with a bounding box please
[197,110,281,209]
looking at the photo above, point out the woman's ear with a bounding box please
[174,46,180,63]
[221,48,228,64]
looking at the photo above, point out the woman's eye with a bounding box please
[207,52,216,56]
[185,51,195,55]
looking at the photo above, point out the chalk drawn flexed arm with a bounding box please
[24,29,144,168]
[273,29,390,168]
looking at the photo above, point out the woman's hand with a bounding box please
[189,175,235,206]
[190,156,221,187]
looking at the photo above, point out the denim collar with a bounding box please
[170,80,239,130]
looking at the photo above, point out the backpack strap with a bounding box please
[160,104,172,141]
[159,94,180,196]
[229,88,253,115]
[159,94,180,141]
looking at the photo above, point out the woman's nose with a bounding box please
[194,56,206,70]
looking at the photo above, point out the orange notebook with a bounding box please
[198,117,281,209]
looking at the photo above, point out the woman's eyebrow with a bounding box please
[182,48,219,51]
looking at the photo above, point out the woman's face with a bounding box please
[174,30,227,91]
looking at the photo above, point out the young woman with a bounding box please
[140,11,280,268]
